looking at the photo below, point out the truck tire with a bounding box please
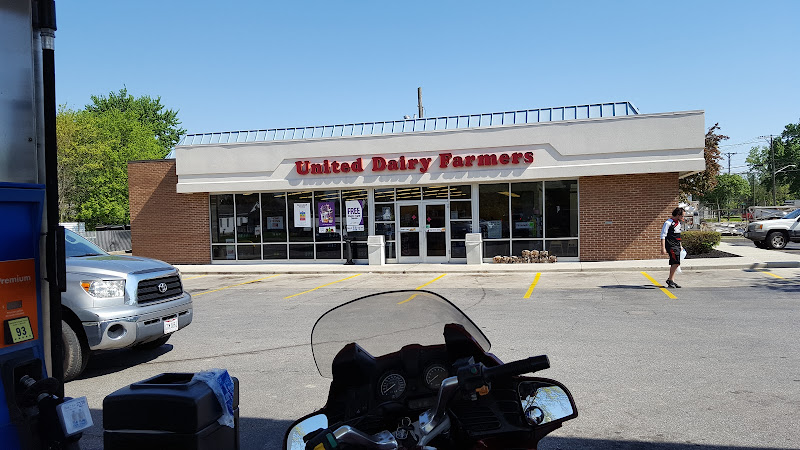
[766,231,787,250]
[62,320,89,382]
[134,334,171,350]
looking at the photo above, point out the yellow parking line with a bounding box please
[284,274,361,299]
[640,272,677,299]
[398,274,447,304]
[193,275,279,297]
[182,275,207,281]
[758,269,784,279]
[523,273,542,299]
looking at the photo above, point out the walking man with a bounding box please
[661,207,684,288]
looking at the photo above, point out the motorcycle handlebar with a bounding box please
[483,355,550,381]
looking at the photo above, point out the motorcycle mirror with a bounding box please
[518,380,577,426]
[285,413,328,450]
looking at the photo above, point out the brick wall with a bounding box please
[128,160,210,264]
[579,173,680,261]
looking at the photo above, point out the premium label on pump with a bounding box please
[0,258,38,348]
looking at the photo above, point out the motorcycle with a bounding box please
[284,290,577,450]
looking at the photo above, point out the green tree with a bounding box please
[86,87,186,154]
[746,119,800,203]
[57,106,165,228]
[701,174,751,209]
[680,123,726,199]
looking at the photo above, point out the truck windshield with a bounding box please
[783,209,800,220]
[65,229,108,257]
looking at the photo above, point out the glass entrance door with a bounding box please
[424,204,447,260]
[399,205,420,258]
[397,203,449,263]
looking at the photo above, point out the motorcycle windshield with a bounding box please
[311,290,491,378]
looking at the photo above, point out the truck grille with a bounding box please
[137,275,183,305]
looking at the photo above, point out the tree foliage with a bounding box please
[680,123,726,199]
[57,89,184,229]
[746,119,800,203]
[86,87,186,154]
[700,174,750,209]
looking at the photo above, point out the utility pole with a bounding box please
[723,152,736,175]
[417,87,424,119]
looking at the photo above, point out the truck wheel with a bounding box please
[134,335,171,350]
[766,231,787,250]
[62,320,89,382]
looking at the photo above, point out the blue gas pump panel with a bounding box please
[0,183,47,447]
[0,184,44,352]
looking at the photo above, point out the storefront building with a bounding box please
[128,102,705,264]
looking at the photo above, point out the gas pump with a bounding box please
[1,1,90,448]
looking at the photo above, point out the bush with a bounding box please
[681,231,721,255]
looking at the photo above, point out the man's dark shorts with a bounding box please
[667,245,681,265]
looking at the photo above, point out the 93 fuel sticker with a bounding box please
[0,259,39,348]
[5,317,34,343]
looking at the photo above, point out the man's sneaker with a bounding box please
[666,279,681,288]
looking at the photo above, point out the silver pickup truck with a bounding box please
[62,229,193,381]
[743,208,800,249]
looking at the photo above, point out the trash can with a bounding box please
[103,372,239,450]
[465,233,483,265]
[368,235,385,265]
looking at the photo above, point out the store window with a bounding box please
[343,189,369,259]
[373,188,396,259]
[261,192,287,243]
[236,194,261,244]
[511,182,543,238]
[449,185,472,259]
[210,194,235,244]
[477,180,578,259]
[545,180,578,238]
[287,191,314,242]
[479,184,511,258]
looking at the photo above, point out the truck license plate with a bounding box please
[163,317,178,334]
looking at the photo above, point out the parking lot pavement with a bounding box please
[724,235,800,254]
[67,269,800,450]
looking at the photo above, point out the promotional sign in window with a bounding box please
[345,200,364,232]
[318,202,336,233]
[294,203,311,228]
[266,216,284,230]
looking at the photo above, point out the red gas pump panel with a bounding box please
[0,258,38,348]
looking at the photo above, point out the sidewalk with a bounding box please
[175,242,799,275]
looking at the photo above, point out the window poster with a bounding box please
[294,203,311,228]
[346,200,364,231]
[318,202,336,233]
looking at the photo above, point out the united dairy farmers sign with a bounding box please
[294,151,534,175]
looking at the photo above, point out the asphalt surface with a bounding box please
[66,268,800,450]
[723,236,800,255]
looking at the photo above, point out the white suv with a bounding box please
[743,208,800,249]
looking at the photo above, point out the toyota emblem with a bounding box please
[158,282,168,294]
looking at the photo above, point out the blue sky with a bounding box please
[55,1,799,175]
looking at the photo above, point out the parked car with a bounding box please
[743,208,800,249]
[61,229,193,381]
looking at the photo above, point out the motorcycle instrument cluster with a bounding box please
[378,372,406,400]
[424,363,449,390]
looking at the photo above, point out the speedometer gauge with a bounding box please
[424,364,449,390]
[379,373,406,400]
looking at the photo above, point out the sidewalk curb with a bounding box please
[173,241,798,275]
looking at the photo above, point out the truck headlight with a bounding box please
[756,224,763,230]
[81,280,125,298]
